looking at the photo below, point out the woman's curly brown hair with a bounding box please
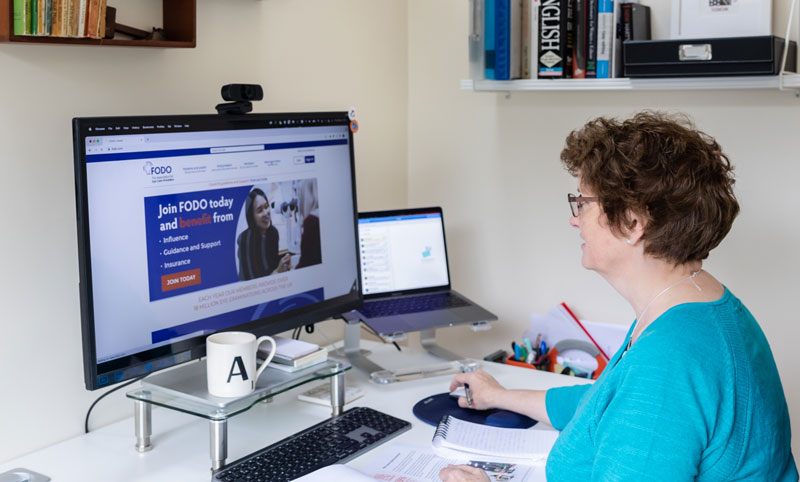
[561,111,739,265]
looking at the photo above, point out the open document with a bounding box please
[296,444,546,482]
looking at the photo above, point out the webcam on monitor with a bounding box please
[216,83,264,115]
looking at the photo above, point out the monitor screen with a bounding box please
[73,112,361,390]
[358,211,450,296]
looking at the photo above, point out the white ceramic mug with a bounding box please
[206,331,276,398]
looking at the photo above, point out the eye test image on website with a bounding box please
[83,125,357,363]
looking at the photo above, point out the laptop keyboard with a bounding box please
[211,407,411,482]
[360,292,469,318]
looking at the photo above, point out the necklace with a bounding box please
[626,269,703,350]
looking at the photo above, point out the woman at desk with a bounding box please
[237,187,291,280]
[442,112,797,482]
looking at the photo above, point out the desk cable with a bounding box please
[84,373,150,433]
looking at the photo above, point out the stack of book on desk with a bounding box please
[261,337,328,373]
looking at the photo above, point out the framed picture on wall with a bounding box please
[670,0,772,39]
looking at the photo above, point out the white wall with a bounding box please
[2,0,798,465]
[408,0,800,457]
[0,0,407,462]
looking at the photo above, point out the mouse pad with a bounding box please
[412,392,537,429]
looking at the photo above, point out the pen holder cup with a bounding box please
[505,356,538,370]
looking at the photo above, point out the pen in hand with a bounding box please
[464,383,473,407]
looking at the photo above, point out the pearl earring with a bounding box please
[626,239,631,244]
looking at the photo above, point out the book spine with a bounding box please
[44,0,51,35]
[469,0,485,80]
[485,0,496,79]
[572,0,586,78]
[564,0,574,78]
[632,4,651,41]
[621,3,632,41]
[611,0,621,78]
[22,0,31,34]
[38,0,44,34]
[585,0,597,77]
[50,0,59,37]
[85,0,99,38]
[77,0,87,36]
[521,0,530,78]
[31,0,37,35]
[13,0,25,35]
[63,0,73,36]
[71,0,80,37]
[98,0,107,39]
[596,0,613,78]
[61,0,70,37]
[495,0,510,80]
[509,0,522,78]
[538,0,567,78]
[530,0,539,79]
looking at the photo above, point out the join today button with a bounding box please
[161,269,201,292]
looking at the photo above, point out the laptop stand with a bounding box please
[333,318,490,383]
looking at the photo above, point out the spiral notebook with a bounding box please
[432,415,558,464]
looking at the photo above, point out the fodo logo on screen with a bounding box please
[142,161,173,176]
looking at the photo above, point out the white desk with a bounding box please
[0,341,590,481]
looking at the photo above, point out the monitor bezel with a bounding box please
[73,111,362,390]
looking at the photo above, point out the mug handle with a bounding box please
[255,335,277,381]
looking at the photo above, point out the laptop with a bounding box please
[343,207,497,336]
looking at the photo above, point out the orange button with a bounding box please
[161,269,201,292]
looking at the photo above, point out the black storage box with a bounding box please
[624,35,797,78]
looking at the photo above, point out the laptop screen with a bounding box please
[358,210,450,296]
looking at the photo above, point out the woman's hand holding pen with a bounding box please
[449,370,506,411]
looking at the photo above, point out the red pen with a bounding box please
[561,302,610,361]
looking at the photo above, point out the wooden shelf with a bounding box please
[0,0,196,48]
[460,74,800,93]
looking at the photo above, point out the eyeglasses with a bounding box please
[567,193,598,217]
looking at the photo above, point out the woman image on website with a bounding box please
[237,187,291,280]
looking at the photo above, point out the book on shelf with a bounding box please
[484,0,523,80]
[596,0,614,78]
[538,0,569,78]
[471,0,648,82]
[585,0,598,77]
[495,0,511,79]
[485,0,496,79]
[572,0,587,78]
[620,3,650,42]
[469,0,485,80]
[13,0,108,39]
[432,415,559,464]
[13,0,24,35]
[521,0,540,78]
[77,0,87,37]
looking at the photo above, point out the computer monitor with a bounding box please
[73,112,361,390]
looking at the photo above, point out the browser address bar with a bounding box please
[210,145,264,154]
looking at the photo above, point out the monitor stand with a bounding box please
[126,358,350,471]
[333,319,488,383]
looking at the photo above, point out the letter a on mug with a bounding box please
[206,331,276,398]
[227,356,249,383]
